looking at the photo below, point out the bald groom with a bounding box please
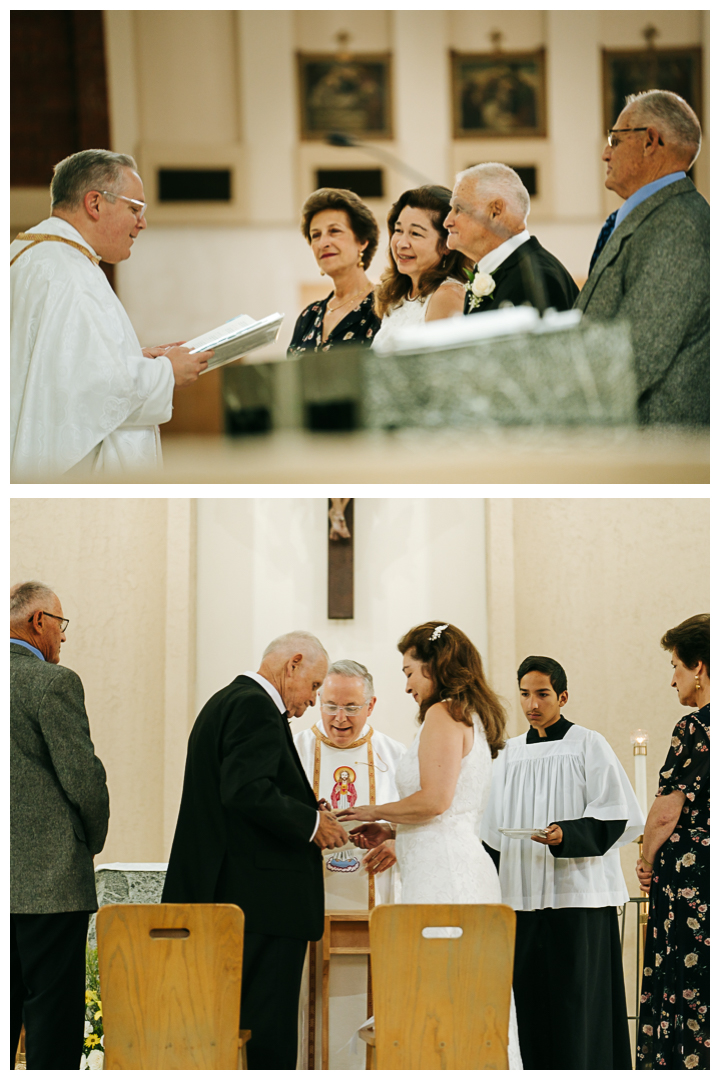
[163,631,348,1070]
[445,163,578,315]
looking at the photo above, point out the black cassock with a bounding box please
[485,718,633,1071]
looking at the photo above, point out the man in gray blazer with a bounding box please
[575,90,709,426]
[10,581,109,1070]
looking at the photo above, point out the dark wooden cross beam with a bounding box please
[328,498,354,619]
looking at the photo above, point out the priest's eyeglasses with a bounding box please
[99,191,148,218]
[606,127,649,148]
[320,702,368,715]
[29,612,69,632]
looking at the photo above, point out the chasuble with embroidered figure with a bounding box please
[294,719,406,1068]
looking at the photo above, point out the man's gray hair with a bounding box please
[262,631,329,664]
[50,149,138,210]
[625,90,702,167]
[324,659,374,699]
[10,581,57,624]
[457,162,531,224]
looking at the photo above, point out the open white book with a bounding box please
[184,311,284,372]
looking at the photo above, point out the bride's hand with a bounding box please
[349,822,394,849]
[336,804,378,823]
[362,839,397,875]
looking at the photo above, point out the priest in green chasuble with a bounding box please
[294,660,407,1068]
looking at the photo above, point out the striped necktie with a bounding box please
[588,210,618,273]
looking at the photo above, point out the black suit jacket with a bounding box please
[162,676,324,941]
[463,236,578,315]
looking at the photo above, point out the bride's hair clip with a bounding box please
[429,623,449,641]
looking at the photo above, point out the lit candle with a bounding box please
[631,729,649,818]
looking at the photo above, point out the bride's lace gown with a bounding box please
[394,715,523,1069]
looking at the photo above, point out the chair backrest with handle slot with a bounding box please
[97,903,249,1070]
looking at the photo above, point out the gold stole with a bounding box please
[11,233,101,267]
[312,724,377,910]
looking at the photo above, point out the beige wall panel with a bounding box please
[512,498,709,789]
[11,499,170,863]
[597,10,703,48]
[136,11,239,144]
[296,11,391,51]
[448,11,545,51]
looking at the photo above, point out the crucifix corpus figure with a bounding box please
[328,499,353,619]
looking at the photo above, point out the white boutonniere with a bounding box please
[463,267,495,311]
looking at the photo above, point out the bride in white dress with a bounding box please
[371,186,473,351]
[338,620,523,1070]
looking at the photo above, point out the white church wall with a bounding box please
[195,497,488,753]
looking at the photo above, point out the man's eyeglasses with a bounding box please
[29,612,69,632]
[320,702,369,715]
[606,127,649,148]
[98,191,148,218]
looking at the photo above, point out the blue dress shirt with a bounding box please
[613,171,686,233]
[10,638,45,661]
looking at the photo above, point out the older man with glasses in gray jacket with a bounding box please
[10,581,109,1070]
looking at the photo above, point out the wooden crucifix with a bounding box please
[328,498,354,619]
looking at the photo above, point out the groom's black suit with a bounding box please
[163,675,323,1069]
[463,236,578,315]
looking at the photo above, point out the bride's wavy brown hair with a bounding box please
[397,621,506,759]
[374,186,474,319]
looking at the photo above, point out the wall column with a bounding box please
[391,12,452,187]
[162,499,198,856]
[485,499,521,736]
[237,11,297,224]
[546,10,603,221]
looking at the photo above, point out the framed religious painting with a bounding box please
[451,49,547,138]
[602,47,702,131]
[297,52,393,141]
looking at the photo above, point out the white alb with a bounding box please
[11,217,174,479]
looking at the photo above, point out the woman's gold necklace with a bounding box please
[326,287,369,314]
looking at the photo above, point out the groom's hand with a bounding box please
[314,809,349,850]
[349,822,393,850]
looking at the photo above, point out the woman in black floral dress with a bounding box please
[288,188,381,356]
[636,614,710,1070]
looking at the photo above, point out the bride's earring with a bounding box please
[695,676,702,690]
[358,250,365,268]
[320,268,326,276]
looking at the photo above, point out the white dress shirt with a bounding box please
[475,228,531,276]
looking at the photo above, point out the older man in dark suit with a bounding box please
[445,162,578,315]
[163,630,348,1070]
[10,581,109,1070]
[575,90,709,426]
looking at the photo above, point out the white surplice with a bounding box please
[10,217,175,479]
[480,724,644,911]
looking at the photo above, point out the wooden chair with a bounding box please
[368,903,516,1070]
[96,903,250,1069]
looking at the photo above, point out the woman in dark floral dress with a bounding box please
[636,614,710,1070]
[288,188,381,356]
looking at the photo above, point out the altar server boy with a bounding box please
[481,655,644,1071]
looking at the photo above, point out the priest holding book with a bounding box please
[10,149,213,480]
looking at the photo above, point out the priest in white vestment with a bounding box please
[10,149,212,480]
[294,660,407,1069]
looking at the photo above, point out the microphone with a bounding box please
[325,132,434,187]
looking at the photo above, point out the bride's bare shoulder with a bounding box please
[423,701,457,726]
